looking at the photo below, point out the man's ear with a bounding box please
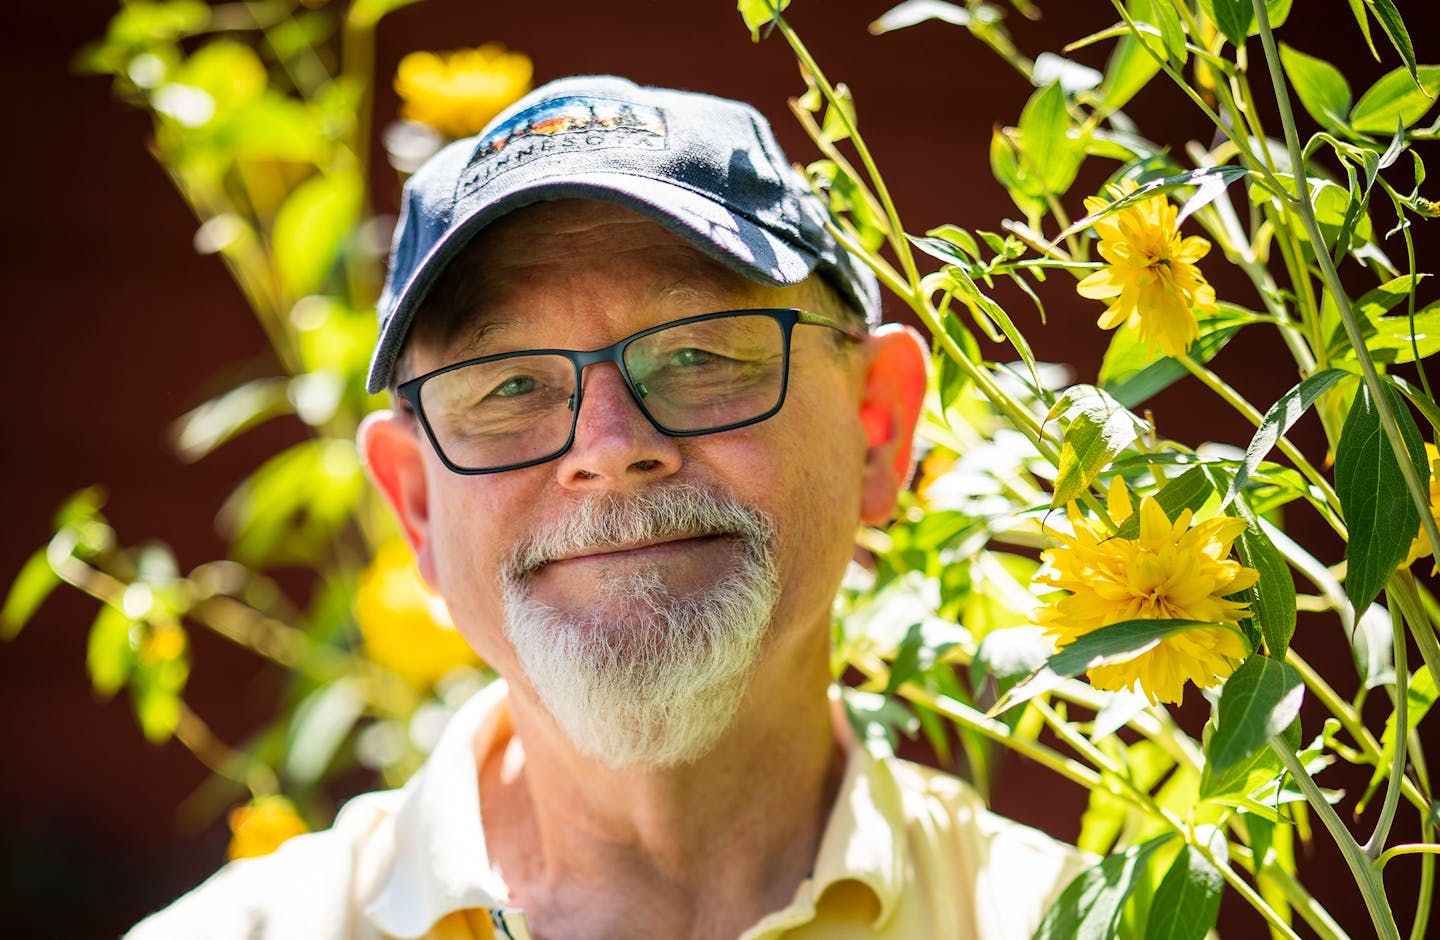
[857,323,928,526]
[358,410,436,583]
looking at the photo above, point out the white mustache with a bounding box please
[502,483,774,580]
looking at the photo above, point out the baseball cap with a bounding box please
[366,74,881,393]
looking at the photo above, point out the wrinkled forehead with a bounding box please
[410,199,799,361]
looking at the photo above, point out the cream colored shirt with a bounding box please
[129,682,1086,939]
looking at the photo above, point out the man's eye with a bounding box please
[673,348,721,367]
[488,375,541,398]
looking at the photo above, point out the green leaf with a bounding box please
[1115,466,1215,539]
[1100,305,1250,408]
[2,549,60,639]
[131,639,189,743]
[1207,656,1304,775]
[1050,619,1228,678]
[1234,522,1296,657]
[1364,0,1419,93]
[1334,382,1427,615]
[220,438,365,566]
[1199,731,1285,802]
[1350,65,1440,134]
[1099,0,1164,114]
[285,678,367,787]
[1352,603,1397,689]
[87,604,138,699]
[171,377,292,461]
[885,620,963,694]
[1206,0,1252,49]
[1360,666,1436,811]
[1019,81,1086,197]
[1364,301,1440,365]
[1279,43,1353,130]
[174,41,266,112]
[936,266,1040,389]
[737,0,789,40]
[991,619,1221,716]
[1046,385,1146,508]
[1225,369,1352,505]
[272,170,364,301]
[1325,274,1424,359]
[842,687,918,756]
[991,128,1045,220]
[1198,0,1291,39]
[1145,845,1225,940]
[105,1,211,47]
[1150,0,1187,66]
[1060,165,1250,246]
[1032,835,1172,940]
[869,0,973,34]
[973,625,1053,695]
[347,0,425,28]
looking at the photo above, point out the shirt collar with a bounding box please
[803,697,907,929]
[365,680,513,938]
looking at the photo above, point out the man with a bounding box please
[131,75,1083,940]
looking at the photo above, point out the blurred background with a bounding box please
[2,0,1436,936]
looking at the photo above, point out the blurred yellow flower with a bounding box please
[1076,178,1218,358]
[356,540,478,688]
[1405,443,1440,567]
[1034,480,1256,705]
[394,44,533,139]
[227,796,308,861]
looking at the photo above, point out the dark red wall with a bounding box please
[2,1,1436,936]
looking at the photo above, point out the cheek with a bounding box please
[421,468,520,662]
[744,385,871,598]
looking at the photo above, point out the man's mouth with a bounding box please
[540,532,727,569]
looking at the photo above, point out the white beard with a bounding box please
[500,484,778,769]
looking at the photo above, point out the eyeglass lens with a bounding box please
[417,312,788,471]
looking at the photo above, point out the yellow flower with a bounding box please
[394,44,533,139]
[1034,480,1256,705]
[1405,444,1440,566]
[227,796,308,860]
[356,540,479,688]
[1076,178,1219,358]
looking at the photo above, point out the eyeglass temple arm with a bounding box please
[795,308,868,342]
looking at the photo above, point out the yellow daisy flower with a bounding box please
[227,795,309,860]
[1034,480,1256,705]
[394,44,533,139]
[1075,178,1219,358]
[355,541,479,688]
[1405,443,1440,567]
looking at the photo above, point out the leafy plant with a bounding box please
[745,0,1440,936]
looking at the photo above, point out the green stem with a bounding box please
[774,18,919,293]
[1231,843,1350,940]
[1378,843,1440,870]
[1366,582,1414,856]
[1176,354,1343,523]
[1105,0,1289,200]
[1271,735,1402,940]
[1394,572,1440,697]
[1251,0,1440,578]
[888,678,1102,791]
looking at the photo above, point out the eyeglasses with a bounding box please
[396,308,864,475]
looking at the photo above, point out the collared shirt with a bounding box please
[129,682,1086,939]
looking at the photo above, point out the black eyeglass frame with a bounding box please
[395,307,866,475]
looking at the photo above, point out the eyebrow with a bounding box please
[449,317,519,359]
[442,256,764,359]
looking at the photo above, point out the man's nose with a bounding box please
[553,363,682,489]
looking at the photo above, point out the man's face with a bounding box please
[370,200,896,766]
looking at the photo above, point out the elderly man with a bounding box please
[131,76,1083,940]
